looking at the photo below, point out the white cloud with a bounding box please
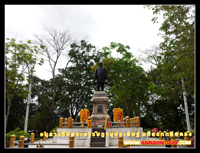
[5,5,164,80]
[5,5,43,39]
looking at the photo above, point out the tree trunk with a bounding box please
[5,95,11,133]
[181,77,191,131]
[47,107,55,132]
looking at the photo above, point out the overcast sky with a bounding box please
[5,5,164,80]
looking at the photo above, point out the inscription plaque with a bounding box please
[97,105,103,113]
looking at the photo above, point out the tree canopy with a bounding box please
[5,5,195,135]
[99,42,150,117]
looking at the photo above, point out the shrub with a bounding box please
[143,128,152,133]
[186,129,195,137]
[191,129,195,137]
[5,127,30,147]
[75,115,80,122]
[50,126,58,133]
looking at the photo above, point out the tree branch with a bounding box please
[32,80,50,110]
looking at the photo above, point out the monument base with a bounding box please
[106,127,143,146]
[91,114,109,127]
[90,91,109,127]
[55,128,92,147]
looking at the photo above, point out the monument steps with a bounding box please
[92,127,105,132]
[90,128,105,147]
[90,142,105,147]
[91,137,105,142]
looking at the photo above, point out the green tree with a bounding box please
[28,40,103,132]
[145,5,195,130]
[32,27,72,129]
[6,86,27,133]
[141,51,194,131]
[57,40,103,119]
[97,42,150,117]
[145,5,195,97]
[29,76,60,132]
[5,38,44,132]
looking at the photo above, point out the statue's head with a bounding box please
[99,62,103,67]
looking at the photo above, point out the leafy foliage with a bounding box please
[57,40,103,118]
[5,38,44,132]
[99,42,150,117]
[28,76,61,133]
[145,5,195,98]
[144,5,195,130]
[6,86,36,133]
[5,10,195,137]
[5,127,30,147]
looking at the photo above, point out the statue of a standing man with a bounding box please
[94,62,107,91]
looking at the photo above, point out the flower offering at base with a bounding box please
[113,108,124,126]
[80,109,90,127]
[104,116,112,130]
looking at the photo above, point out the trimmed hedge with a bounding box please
[5,127,30,147]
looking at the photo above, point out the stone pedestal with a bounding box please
[91,91,109,127]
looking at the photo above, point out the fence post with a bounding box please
[159,131,163,140]
[170,136,177,148]
[18,136,25,148]
[184,135,189,140]
[64,118,68,127]
[136,117,140,127]
[138,117,140,127]
[9,135,15,148]
[37,144,44,148]
[131,118,134,126]
[13,135,16,146]
[125,116,130,128]
[43,131,47,141]
[133,118,136,126]
[118,137,123,148]
[87,116,92,128]
[68,117,72,128]
[30,133,34,143]
[72,119,74,127]
[69,136,74,148]
[59,117,63,128]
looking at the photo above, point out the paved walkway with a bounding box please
[27,137,169,148]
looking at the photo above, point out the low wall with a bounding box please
[106,127,143,146]
[54,127,143,147]
[54,128,92,147]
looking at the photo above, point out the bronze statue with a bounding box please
[94,62,107,91]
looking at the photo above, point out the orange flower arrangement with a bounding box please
[80,109,90,127]
[113,108,124,126]
[96,121,103,124]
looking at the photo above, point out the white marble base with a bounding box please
[106,127,143,146]
[54,128,92,147]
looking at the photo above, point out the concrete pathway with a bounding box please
[27,137,169,148]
